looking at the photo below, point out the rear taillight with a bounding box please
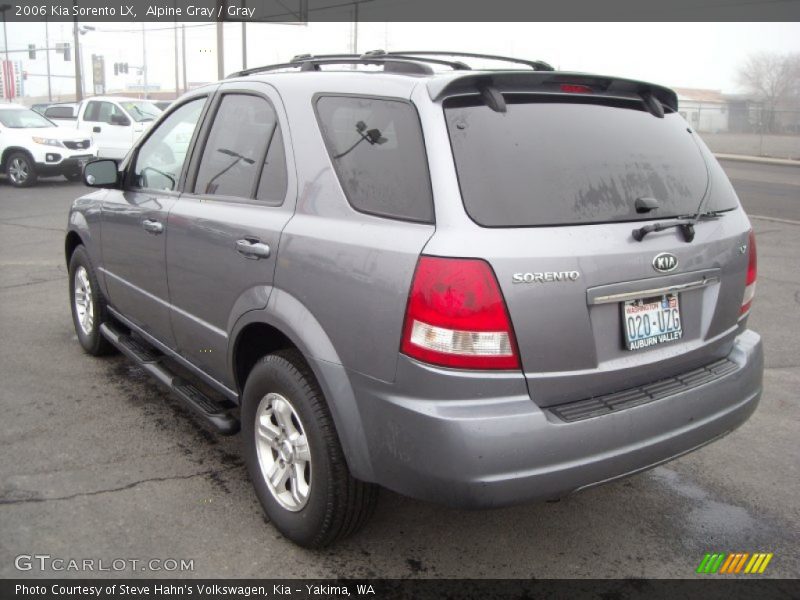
[400,256,520,370]
[741,230,757,315]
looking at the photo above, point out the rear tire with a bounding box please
[5,152,38,188]
[68,245,115,356]
[242,349,378,547]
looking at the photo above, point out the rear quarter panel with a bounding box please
[272,79,435,383]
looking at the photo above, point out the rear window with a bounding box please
[445,96,736,227]
[316,96,434,223]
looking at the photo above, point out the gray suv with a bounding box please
[66,51,763,547]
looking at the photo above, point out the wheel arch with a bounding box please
[1,146,35,169]
[65,230,84,266]
[229,289,375,482]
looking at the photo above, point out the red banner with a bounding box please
[2,60,16,100]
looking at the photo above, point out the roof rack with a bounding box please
[227,49,553,79]
[386,51,554,72]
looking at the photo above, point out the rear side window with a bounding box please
[316,96,434,223]
[195,94,286,201]
[445,96,737,227]
[45,106,75,119]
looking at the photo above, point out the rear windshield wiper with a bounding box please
[632,211,726,243]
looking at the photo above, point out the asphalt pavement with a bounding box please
[0,160,798,579]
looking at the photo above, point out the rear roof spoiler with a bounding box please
[427,71,679,113]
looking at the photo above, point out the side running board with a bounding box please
[99,323,240,435]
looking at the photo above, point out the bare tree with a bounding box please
[737,52,800,133]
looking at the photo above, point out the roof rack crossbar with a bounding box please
[386,50,554,72]
[226,50,555,79]
[227,51,472,78]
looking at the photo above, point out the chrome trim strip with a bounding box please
[590,276,720,305]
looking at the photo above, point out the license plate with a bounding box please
[622,293,683,350]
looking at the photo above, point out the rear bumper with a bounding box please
[342,330,763,508]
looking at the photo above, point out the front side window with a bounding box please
[315,96,434,223]
[194,94,285,200]
[132,98,206,191]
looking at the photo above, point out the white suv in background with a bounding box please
[0,104,97,187]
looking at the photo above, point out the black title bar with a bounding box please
[1,0,799,22]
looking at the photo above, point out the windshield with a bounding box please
[445,96,736,227]
[120,101,162,122]
[0,109,55,129]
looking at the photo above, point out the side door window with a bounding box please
[84,101,101,122]
[255,126,288,206]
[131,98,206,192]
[96,102,115,124]
[194,94,284,200]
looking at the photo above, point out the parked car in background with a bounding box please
[43,103,78,121]
[66,51,762,548]
[1,103,97,187]
[154,100,173,111]
[48,96,162,160]
[31,103,53,115]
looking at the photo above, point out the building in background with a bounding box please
[674,87,729,133]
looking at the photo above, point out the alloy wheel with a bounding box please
[73,266,94,335]
[255,392,312,511]
[8,158,29,185]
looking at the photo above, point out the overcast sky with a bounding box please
[3,22,799,100]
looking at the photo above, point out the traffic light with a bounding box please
[28,44,36,60]
[63,43,71,61]
[123,63,129,74]
[114,63,119,75]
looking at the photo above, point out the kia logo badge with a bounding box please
[653,252,678,273]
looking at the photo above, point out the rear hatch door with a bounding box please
[442,83,749,407]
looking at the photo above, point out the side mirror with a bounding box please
[110,114,131,127]
[84,159,119,188]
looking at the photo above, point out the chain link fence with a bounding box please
[681,101,800,160]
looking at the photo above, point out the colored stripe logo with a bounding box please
[696,552,773,574]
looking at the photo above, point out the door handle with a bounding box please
[93,126,101,133]
[235,239,271,259]
[142,219,164,234]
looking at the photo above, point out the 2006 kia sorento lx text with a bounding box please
[65,51,763,547]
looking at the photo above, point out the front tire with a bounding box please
[6,152,38,188]
[242,350,378,547]
[68,245,115,356]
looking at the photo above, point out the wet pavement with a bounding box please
[1,164,798,578]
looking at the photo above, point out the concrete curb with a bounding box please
[715,153,800,167]
[750,214,800,226]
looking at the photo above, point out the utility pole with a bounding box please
[173,0,179,98]
[1,3,9,63]
[181,24,187,93]
[351,3,359,54]
[141,23,148,99]
[45,18,52,101]
[216,2,225,80]
[239,0,247,70]
[72,1,82,102]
